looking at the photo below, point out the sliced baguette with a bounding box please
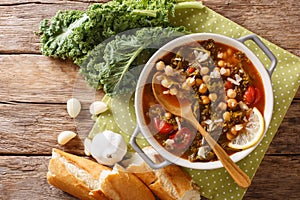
[122,147,201,200]
[47,148,108,200]
[47,148,155,200]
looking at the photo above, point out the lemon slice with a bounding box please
[228,107,265,150]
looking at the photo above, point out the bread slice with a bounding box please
[122,147,201,200]
[47,148,108,200]
[47,148,155,200]
[99,164,155,200]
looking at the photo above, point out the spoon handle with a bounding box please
[189,117,251,188]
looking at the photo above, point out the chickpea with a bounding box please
[195,78,203,86]
[220,67,230,76]
[155,61,165,71]
[198,83,208,94]
[222,52,228,59]
[227,98,238,108]
[226,132,235,141]
[186,77,195,87]
[201,96,210,105]
[227,48,233,56]
[202,75,210,83]
[217,60,225,67]
[164,112,173,119]
[223,111,231,121]
[218,102,227,110]
[208,93,217,102]
[200,67,209,75]
[227,89,237,99]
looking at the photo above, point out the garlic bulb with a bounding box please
[67,98,81,118]
[91,130,127,166]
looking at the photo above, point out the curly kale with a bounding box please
[80,27,185,96]
[37,0,203,65]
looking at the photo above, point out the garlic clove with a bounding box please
[84,138,92,156]
[58,131,77,145]
[90,130,127,166]
[89,101,108,115]
[67,98,81,118]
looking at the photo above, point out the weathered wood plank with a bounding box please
[0,55,78,103]
[0,1,88,54]
[201,0,300,56]
[0,156,76,199]
[0,51,298,103]
[0,155,299,199]
[0,103,90,155]
[0,98,299,155]
[266,99,300,155]
[245,155,300,200]
[0,0,299,56]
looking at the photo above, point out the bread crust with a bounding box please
[47,149,108,200]
[124,147,201,200]
[99,166,155,200]
[47,149,156,200]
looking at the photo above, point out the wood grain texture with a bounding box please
[0,55,78,103]
[0,155,299,200]
[0,0,299,56]
[0,0,299,199]
[0,156,76,200]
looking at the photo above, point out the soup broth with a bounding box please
[142,39,265,162]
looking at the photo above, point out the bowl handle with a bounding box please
[130,126,171,169]
[237,34,277,76]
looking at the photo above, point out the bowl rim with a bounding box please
[135,33,274,170]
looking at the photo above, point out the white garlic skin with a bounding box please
[84,138,92,156]
[58,131,77,145]
[91,130,127,166]
[67,98,81,118]
[89,101,108,115]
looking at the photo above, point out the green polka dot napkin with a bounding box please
[88,4,300,200]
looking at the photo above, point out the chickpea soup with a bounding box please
[142,39,265,162]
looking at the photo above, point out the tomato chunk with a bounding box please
[244,86,256,105]
[224,80,233,90]
[153,117,173,134]
[172,127,194,149]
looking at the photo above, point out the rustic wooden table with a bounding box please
[0,0,299,199]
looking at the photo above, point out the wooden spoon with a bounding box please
[152,72,251,188]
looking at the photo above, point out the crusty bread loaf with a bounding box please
[47,148,109,200]
[47,148,155,200]
[122,147,201,200]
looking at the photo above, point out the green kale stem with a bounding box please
[131,9,157,18]
[116,45,145,88]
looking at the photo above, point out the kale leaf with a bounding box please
[80,27,185,96]
[37,0,203,65]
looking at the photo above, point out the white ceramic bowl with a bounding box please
[131,33,276,170]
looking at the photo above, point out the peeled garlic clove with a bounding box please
[91,130,127,166]
[89,101,108,115]
[84,138,92,156]
[58,131,77,145]
[67,98,81,118]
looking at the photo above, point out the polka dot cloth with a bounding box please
[90,5,300,200]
